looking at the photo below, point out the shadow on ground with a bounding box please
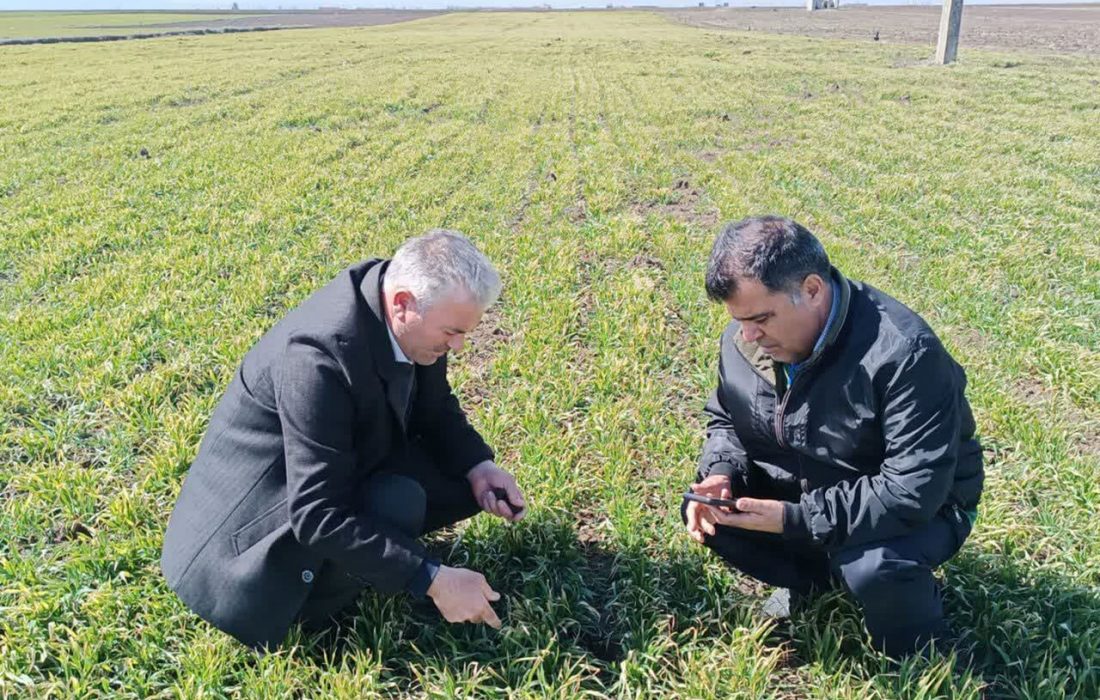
[771,545,1100,698]
[294,512,752,685]
[293,515,1099,697]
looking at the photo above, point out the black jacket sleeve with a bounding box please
[698,352,751,490]
[274,336,427,594]
[413,354,494,478]
[784,336,962,550]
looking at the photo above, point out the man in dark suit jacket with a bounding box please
[162,229,525,649]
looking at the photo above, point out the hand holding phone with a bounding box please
[684,474,736,544]
[682,491,741,512]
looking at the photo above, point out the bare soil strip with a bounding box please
[0,10,444,46]
[666,4,1100,55]
[1,26,288,46]
[113,10,444,31]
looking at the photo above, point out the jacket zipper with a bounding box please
[774,363,813,449]
[775,372,796,448]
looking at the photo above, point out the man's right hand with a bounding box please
[685,474,733,544]
[426,565,502,629]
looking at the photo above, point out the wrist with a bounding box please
[426,565,451,599]
[465,459,495,481]
[781,501,811,541]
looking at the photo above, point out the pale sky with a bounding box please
[1,0,1095,9]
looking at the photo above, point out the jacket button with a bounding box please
[301,569,314,584]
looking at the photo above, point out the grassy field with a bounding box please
[1,11,1098,699]
[0,12,254,40]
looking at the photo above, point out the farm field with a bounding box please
[1,10,1098,699]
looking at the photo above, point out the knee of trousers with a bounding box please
[832,545,932,605]
[365,473,427,537]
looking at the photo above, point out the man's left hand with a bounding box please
[467,461,526,523]
[712,497,785,534]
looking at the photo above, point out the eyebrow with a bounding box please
[734,311,772,323]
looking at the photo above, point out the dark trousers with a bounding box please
[296,442,481,626]
[686,471,973,657]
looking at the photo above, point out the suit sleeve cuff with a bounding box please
[782,501,812,542]
[406,558,440,599]
[461,454,494,477]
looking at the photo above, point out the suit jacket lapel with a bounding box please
[359,261,412,433]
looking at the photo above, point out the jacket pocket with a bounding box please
[231,498,288,556]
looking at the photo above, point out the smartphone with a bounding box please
[683,491,741,512]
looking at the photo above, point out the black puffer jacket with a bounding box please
[699,268,983,551]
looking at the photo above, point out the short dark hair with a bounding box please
[705,216,831,302]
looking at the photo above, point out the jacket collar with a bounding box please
[732,266,851,387]
[803,266,851,367]
[358,259,414,431]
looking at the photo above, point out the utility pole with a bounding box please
[935,0,964,64]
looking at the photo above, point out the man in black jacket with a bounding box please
[162,229,525,649]
[684,216,983,657]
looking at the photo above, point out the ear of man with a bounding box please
[392,289,418,322]
[799,273,827,305]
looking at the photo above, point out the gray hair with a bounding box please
[705,216,830,303]
[383,229,502,311]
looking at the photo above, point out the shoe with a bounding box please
[761,588,793,620]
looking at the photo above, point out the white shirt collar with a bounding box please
[385,315,412,365]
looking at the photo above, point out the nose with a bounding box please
[448,334,465,352]
[741,322,763,343]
